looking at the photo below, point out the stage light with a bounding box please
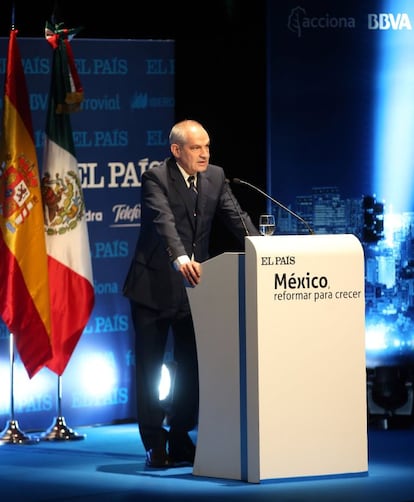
[373,1,414,214]
[159,363,172,401]
[367,5,414,427]
[0,359,54,414]
[77,352,118,398]
[159,360,176,404]
[367,365,413,429]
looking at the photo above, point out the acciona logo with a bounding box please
[368,13,412,30]
[287,6,355,38]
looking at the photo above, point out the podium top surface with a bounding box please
[245,233,363,255]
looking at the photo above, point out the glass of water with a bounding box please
[259,214,276,236]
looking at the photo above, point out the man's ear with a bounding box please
[170,143,180,157]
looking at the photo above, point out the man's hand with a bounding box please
[179,260,202,288]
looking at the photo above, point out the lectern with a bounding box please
[187,234,368,483]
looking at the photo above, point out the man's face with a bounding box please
[171,126,210,175]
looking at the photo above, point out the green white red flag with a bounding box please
[41,21,94,376]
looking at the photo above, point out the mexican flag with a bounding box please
[42,22,95,376]
[0,29,53,378]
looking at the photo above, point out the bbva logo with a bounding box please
[368,13,412,30]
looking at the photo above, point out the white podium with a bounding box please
[187,234,368,483]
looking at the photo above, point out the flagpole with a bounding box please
[39,19,93,442]
[40,374,85,441]
[0,333,39,444]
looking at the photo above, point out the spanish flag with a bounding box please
[0,29,53,378]
[42,21,95,376]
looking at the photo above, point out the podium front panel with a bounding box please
[245,234,367,482]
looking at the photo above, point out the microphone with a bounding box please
[232,178,314,235]
[224,179,250,236]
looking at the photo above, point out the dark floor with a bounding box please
[0,419,413,502]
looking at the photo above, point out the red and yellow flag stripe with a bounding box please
[0,29,52,378]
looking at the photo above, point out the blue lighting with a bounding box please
[373,1,414,213]
[77,352,118,398]
[367,1,414,367]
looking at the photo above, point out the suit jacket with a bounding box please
[123,157,259,311]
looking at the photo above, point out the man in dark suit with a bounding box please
[123,119,259,468]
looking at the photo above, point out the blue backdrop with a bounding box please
[0,37,174,431]
[267,0,414,368]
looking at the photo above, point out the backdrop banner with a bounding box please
[0,37,174,431]
[267,1,414,369]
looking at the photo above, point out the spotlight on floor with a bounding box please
[367,365,414,429]
[159,360,177,425]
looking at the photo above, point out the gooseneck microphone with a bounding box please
[224,179,250,236]
[232,178,314,235]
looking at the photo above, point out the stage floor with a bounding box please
[0,421,413,501]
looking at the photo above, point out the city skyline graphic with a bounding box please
[273,185,414,369]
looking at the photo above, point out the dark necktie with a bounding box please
[188,175,198,203]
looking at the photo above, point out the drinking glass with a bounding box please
[259,214,276,236]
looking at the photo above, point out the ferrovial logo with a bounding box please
[368,13,412,30]
[287,6,355,38]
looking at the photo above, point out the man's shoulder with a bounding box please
[207,162,223,171]
[143,157,173,179]
[205,163,225,181]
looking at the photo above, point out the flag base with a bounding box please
[40,416,86,441]
[0,419,39,445]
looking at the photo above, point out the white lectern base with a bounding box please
[188,234,368,483]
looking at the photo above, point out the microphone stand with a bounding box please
[224,179,250,236]
[232,178,314,235]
